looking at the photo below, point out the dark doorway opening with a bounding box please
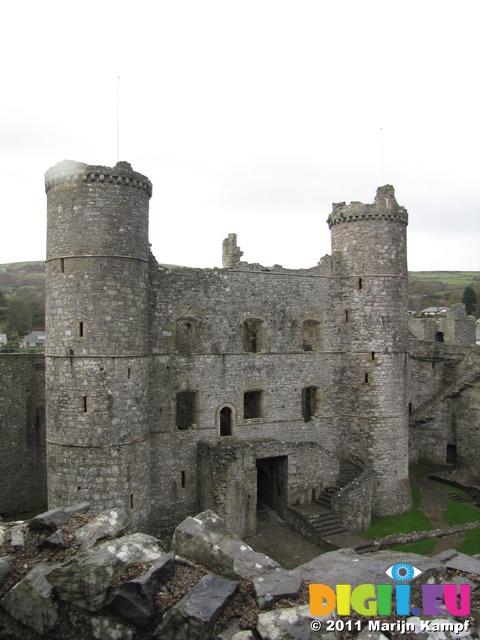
[446,444,457,464]
[176,391,196,430]
[256,456,288,517]
[220,407,232,436]
[435,331,445,343]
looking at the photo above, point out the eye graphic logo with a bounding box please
[386,563,423,582]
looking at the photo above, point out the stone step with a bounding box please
[315,497,333,508]
[311,524,346,537]
[307,513,340,524]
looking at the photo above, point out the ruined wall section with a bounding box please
[148,260,343,537]
[328,185,412,517]
[45,161,151,531]
[0,354,47,516]
[408,337,480,465]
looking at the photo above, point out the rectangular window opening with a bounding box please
[371,351,375,361]
[60,258,65,273]
[127,368,131,380]
[364,372,369,384]
[244,390,262,419]
[83,396,87,413]
[345,309,349,322]
[408,402,413,414]
[358,277,362,290]
[181,471,186,488]
[79,322,84,338]
[130,493,134,509]
[302,387,318,423]
[176,391,196,430]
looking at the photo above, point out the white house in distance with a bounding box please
[0,334,7,347]
[20,331,46,348]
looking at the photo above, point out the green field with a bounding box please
[409,271,480,286]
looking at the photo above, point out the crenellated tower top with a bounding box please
[45,160,152,197]
[327,185,408,228]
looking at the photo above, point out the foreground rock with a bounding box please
[0,555,14,586]
[292,547,445,588]
[155,572,238,639]
[74,508,130,551]
[1,562,61,635]
[171,510,280,579]
[257,605,338,640]
[28,502,90,531]
[253,569,303,609]
[48,532,165,611]
[106,552,175,628]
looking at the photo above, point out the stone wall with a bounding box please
[0,354,47,516]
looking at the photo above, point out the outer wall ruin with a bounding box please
[1,160,479,542]
[0,354,47,517]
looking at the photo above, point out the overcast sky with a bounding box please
[1,1,478,271]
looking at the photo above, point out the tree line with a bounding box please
[0,291,45,348]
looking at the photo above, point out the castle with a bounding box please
[1,159,478,540]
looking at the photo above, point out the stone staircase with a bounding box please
[287,460,374,553]
[315,460,361,509]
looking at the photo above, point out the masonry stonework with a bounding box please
[0,354,47,517]
[3,158,467,540]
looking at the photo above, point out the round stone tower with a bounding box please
[328,185,413,516]
[45,160,152,531]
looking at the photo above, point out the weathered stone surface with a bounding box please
[39,528,67,550]
[0,524,6,546]
[10,524,26,550]
[154,572,238,639]
[171,511,279,579]
[91,615,135,640]
[355,629,389,640]
[253,570,302,609]
[1,562,61,635]
[106,552,175,628]
[74,508,130,551]
[293,548,442,589]
[256,605,338,640]
[48,532,164,611]
[29,502,90,531]
[436,549,480,576]
[0,555,14,586]
[216,619,255,639]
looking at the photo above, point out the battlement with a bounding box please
[327,185,408,228]
[45,160,152,197]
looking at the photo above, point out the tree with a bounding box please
[6,293,45,335]
[462,286,478,315]
[0,290,8,324]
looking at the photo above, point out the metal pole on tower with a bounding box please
[380,127,385,184]
[117,77,120,163]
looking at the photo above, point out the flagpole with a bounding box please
[117,77,120,163]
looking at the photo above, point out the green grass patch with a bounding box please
[409,271,480,286]
[457,528,480,556]
[409,464,437,477]
[444,499,480,526]
[360,485,433,539]
[391,538,438,555]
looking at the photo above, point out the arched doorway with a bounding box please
[220,407,232,436]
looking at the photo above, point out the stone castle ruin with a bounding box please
[1,160,479,541]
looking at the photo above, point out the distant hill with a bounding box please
[408,271,480,316]
[0,262,478,318]
[0,261,45,297]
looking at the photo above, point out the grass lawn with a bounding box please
[360,484,433,540]
[359,467,480,556]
